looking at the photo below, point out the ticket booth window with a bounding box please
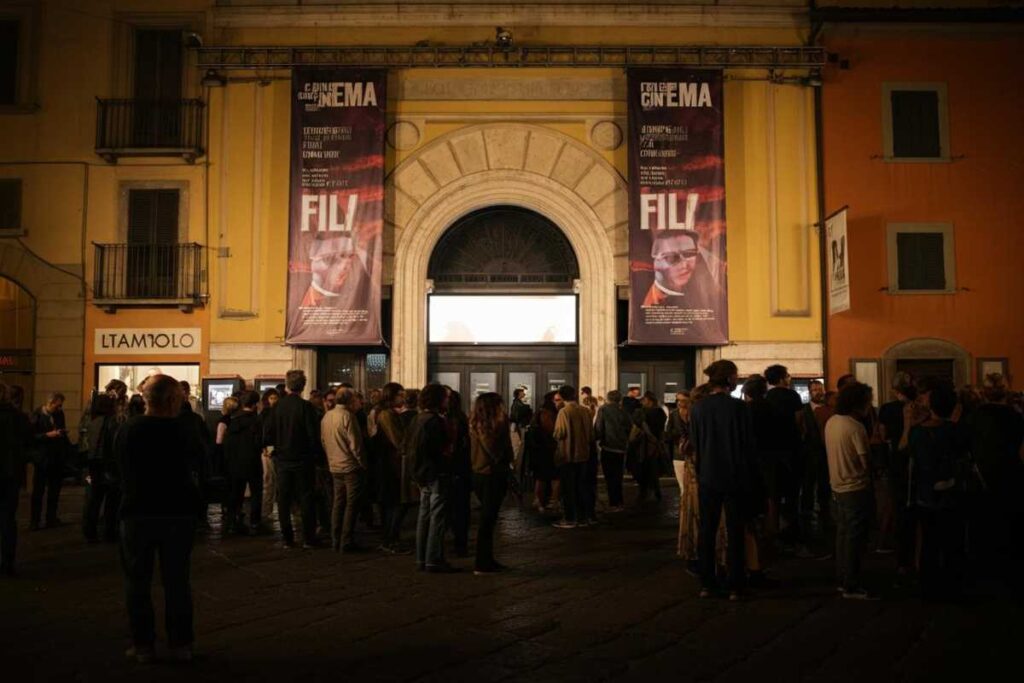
[95,363,200,397]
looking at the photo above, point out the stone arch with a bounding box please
[0,241,85,423]
[385,123,628,394]
[881,336,971,392]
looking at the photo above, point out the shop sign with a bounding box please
[0,349,33,372]
[94,328,202,355]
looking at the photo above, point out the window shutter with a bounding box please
[891,90,941,158]
[0,179,21,231]
[897,232,946,290]
[133,29,182,101]
[128,189,178,244]
[0,20,18,105]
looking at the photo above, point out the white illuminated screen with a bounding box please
[429,295,577,344]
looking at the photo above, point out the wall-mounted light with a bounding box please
[201,69,226,88]
[495,27,513,48]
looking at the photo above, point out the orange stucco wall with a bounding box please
[822,29,1024,386]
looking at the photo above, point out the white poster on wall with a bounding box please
[94,328,202,355]
[826,208,850,315]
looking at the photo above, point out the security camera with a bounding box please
[183,31,203,49]
[495,27,512,47]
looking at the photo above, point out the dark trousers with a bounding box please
[600,449,626,508]
[473,472,508,570]
[0,477,18,572]
[315,466,333,532]
[779,452,804,543]
[919,505,966,598]
[801,446,832,524]
[698,488,747,591]
[227,470,263,531]
[833,488,872,591]
[889,472,915,570]
[30,458,64,526]
[638,455,663,502]
[451,473,472,553]
[275,462,316,544]
[382,503,413,544]
[582,453,598,521]
[331,470,365,548]
[559,462,582,523]
[83,464,120,542]
[120,516,196,648]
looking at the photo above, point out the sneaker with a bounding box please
[279,541,295,550]
[685,562,701,579]
[728,591,743,602]
[698,587,714,599]
[841,587,880,601]
[552,520,577,530]
[125,645,155,664]
[168,644,193,662]
[576,519,591,528]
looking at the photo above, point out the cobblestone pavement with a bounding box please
[1,482,1019,682]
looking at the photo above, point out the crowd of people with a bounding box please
[0,360,1021,662]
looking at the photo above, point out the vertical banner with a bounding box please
[826,208,850,314]
[628,69,727,345]
[286,69,386,345]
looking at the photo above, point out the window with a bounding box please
[882,83,949,161]
[124,187,182,298]
[0,20,18,105]
[128,189,180,245]
[887,223,956,294]
[0,179,21,233]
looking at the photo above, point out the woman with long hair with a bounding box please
[527,391,561,512]
[445,389,472,557]
[469,392,513,574]
[373,382,411,553]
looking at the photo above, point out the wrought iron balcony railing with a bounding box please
[93,242,206,311]
[95,99,205,163]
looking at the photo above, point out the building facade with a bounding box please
[1,0,835,427]
[818,4,1024,403]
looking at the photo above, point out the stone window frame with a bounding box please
[109,12,206,99]
[881,82,951,163]
[117,180,189,244]
[886,222,956,295]
[849,357,881,406]
[976,357,1009,384]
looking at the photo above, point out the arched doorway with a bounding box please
[0,276,35,402]
[882,337,971,396]
[426,206,581,407]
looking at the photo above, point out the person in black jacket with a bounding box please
[223,391,264,535]
[412,384,455,572]
[178,390,214,529]
[0,382,31,576]
[267,369,323,548]
[83,393,122,543]
[690,360,757,600]
[116,375,202,663]
[29,392,69,529]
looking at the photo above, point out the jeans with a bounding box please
[275,462,316,544]
[698,487,747,591]
[833,488,873,591]
[473,472,508,570]
[331,470,366,548]
[30,457,64,526]
[382,503,413,545]
[0,477,18,572]
[416,477,450,568]
[227,469,263,531]
[83,463,120,542]
[601,449,626,508]
[315,466,334,532]
[119,516,196,648]
[261,450,277,519]
[451,473,472,553]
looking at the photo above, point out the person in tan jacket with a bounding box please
[321,387,367,552]
[552,386,593,529]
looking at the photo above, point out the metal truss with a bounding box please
[197,45,827,69]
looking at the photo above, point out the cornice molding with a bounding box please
[213,3,809,29]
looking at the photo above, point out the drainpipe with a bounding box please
[810,2,830,387]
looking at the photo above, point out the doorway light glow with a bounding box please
[429,295,577,343]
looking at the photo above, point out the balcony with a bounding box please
[94,99,205,163]
[93,243,206,312]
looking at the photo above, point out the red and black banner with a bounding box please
[286,69,386,345]
[627,69,728,345]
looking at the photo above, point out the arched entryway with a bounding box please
[0,275,35,402]
[426,206,581,405]
[0,241,85,425]
[881,337,971,396]
[387,123,625,395]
